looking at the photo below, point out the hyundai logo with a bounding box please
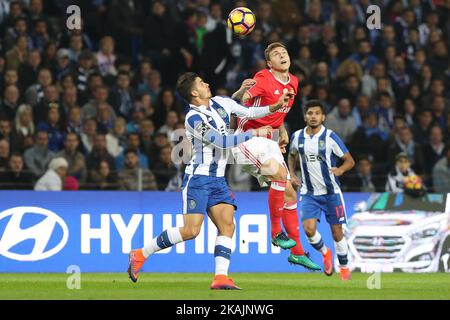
[372,237,384,246]
[0,207,69,261]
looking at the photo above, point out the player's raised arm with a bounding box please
[186,113,272,150]
[228,90,294,120]
[231,78,255,103]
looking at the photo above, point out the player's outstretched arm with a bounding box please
[229,91,294,120]
[186,114,272,150]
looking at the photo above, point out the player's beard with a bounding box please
[308,121,321,129]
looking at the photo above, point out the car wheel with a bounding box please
[438,236,450,272]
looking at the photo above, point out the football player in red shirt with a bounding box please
[231,42,320,270]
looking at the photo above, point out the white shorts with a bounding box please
[231,136,290,186]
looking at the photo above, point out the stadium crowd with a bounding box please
[0,0,448,192]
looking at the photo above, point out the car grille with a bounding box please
[352,236,405,259]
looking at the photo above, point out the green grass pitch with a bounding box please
[0,273,449,300]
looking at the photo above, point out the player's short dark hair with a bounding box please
[303,100,326,115]
[176,72,200,103]
[264,42,287,61]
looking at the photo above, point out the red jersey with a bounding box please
[238,68,298,131]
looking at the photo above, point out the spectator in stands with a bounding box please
[34,157,68,191]
[422,126,446,176]
[386,152,418,193]
[138,118,155,155]
[149,132,169,164]
[433,146,450,193]
[349,40,379,74]
[143,70,162,104]
[0,118,18,150]
[108,70,135,120]
[54,48,72,82]
[336,74,361,106]
[66,105,82,136]
[388,126,425,174]
[172,9,198,76]
[96,101,116,133]
[106,117,127,157]
[24,130,54,178]
[24,67,52,107]
[375,92,395,134]
[0,152,34,190]
[106,0,143,57]
[412,109,434,145]
[60,85,78,119]
[422,78,449,110]
[2,69,19,94]
[37,104,64,152]
[18,49,41,92]
[86,160,119,191]
[57,132,87,183]
[157,110,179,142]
[0,138,10,171]
[73,49,96,95]
[81,118,97,155]
[5,35,28,71]
[81,85,109,121]
[64,176,79,191]
[116,132,148,170]
[118,149,157,191]
[67,33,84,63]
[403,98,416,127]
[325,98,357,143]
[0,84,20,121]
[31,18,50,52]
[152,145,177,190]
[342,156,385,192]
[33,84,60,124]
[153,88,183,129]
[132,59,153,93]
[14,104,34,152]
[1,2,25,43]
[351,112,389,168]
[142,1,174,83]
[352,94,371,128]
[86,133,115,173]
[96,36,117,78]
[41,41,57,70]
[428,40,448,76]
[431,95,447,129]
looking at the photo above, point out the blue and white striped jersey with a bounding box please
[185,96,272,177]
[290,126,349,195]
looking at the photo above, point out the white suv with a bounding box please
[344,192,450,273]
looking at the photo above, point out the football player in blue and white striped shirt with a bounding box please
[128,72,292,289]
[288,100,355,281]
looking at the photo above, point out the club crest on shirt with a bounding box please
[217,107,227,118]
[319,140,325,150]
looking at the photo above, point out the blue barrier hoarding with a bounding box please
[0,191,370,273]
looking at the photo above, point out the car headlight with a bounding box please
[409,223,440,240]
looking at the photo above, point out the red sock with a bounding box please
[282,201,305,255]
[269,180,286,238]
